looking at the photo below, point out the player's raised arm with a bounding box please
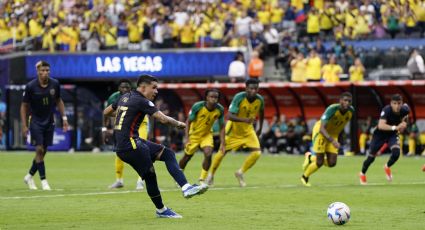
[152,110,186,129]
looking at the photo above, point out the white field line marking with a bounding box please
[1,181,424,200]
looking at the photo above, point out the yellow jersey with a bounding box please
[315,103,354,136]
[188,101,225,138]
[226,92,264,137]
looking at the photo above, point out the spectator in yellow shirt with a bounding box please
[104,19,118,50]
[180,23,195,48]
[128,17,141,50]
[349,58,366,82]
[322,55,343,82]
[41,22,57,52]
[307,8,320,40]
[28,13,43,50]
[257,6,271,25]
[305,49,322,82]
[290,52,307,82]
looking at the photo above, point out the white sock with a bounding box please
[25,173,32,178]
[181,183,191,191]
[117,178,123,183]
[157,206,167,213]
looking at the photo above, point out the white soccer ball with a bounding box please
[327,202,350,225]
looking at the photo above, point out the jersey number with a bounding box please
[114,106,128,130]
[42,97,49,105]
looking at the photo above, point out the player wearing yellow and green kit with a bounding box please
[207,79,264,187]
[103,79,149,190]
[178,89,225,185]
[301,92,354,186]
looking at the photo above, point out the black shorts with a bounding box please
[116,139,164,179]
[29,123,54,147]
[369,132,399,155]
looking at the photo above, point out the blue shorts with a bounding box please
[116,139,164,179]
[369,132,399,155]
[29,123,54,147]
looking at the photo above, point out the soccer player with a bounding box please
[207,78,264,187]
[20,60,69,190]
[103,74,207,218]
[104,79,147,190]
[178,89,225,184]
[359,94,409,185]
[301,92,354,187]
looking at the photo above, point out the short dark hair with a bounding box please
[137,74,158,86]
[245,78,260,87]
[391,94,402,101]
[118,79,132,87]
[205,88,221,99]
[340,92,352,99]
[36,60,50,69]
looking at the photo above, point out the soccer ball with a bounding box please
[327,202,350,225]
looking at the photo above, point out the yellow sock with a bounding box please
[210,151,225,175]
[304,162,319,177]
[240,151,261,173]
[115,156,124,180]
[408,138,416,154]
[200,169,208,181]
[359,133,367,153]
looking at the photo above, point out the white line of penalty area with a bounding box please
[2,181,425,200]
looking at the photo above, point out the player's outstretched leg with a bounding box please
[160,148,208,197]
[302,151,312,171]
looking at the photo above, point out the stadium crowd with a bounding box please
[1,0,425,52]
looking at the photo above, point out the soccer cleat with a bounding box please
[205,174,214,186]
[182,184,205,198]
[406,152,415,157]
[422,164,425,172]
[198,183,209,194]
[41,179,51,190]
[136,178,144,190]
[359,173,367,185]
[384,165,392,182]
[234,171,246,187]
[302,152,312,171]
[24,174,38,190]
[109,181,124,189]
[156,208,183,218]
[300,175,311,187]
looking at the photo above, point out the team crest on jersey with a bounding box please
[50,89,55,96]
[380,111,385,116]
[148,101,154,107]
[122,97,129,103]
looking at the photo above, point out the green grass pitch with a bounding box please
[0,151,424,229]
